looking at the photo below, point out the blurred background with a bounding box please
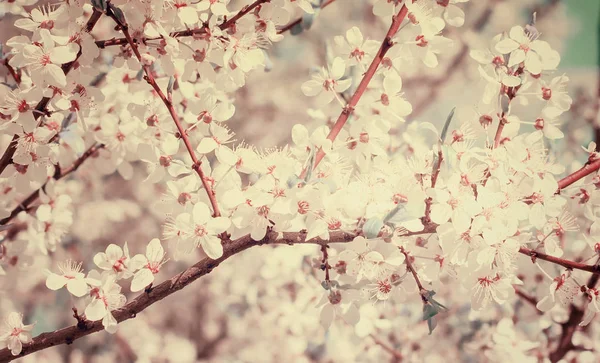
[0,0,599,362]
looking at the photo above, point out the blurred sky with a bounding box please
[563,1,599,67]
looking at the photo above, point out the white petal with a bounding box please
[201,235,224,259]
[130,269,155,292]
[46,273,67,290]
[66,279,89,297]
[330,57,346,80]
[85,299,107,321]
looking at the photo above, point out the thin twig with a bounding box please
[0,144,104,226]
[300,4,410,178]
[106,7,223,217]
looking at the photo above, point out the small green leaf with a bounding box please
[108,4,127,27]
[363,218,383,239]
[440,107,455,143]
[291,23,304,36]
[91,0,107,11]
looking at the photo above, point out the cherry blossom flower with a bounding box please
[129,239,168,292]
[93,243,134,279]
[465,266,516,310]
[317,288,360,330]
[195,123,238,166]
[45,259,89,297]
[10,29,78,88]
[0,312,34,356]
[494,25,559,75]
[85,272,126,334]
[334,27,380,66]
[301,57,352,107]
[164,202,231,259]
[536,271,580,312]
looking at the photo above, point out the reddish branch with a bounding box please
[0,9,104,177]
[0,144,104,226]
[301,5,410,178]
[519,247,600,275]
[0,230,356,362]
[107,9,223,217]
[423,148,444,224]
[400,248,428,303]
[557,158,600,190]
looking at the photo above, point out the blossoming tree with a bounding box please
[0,0,599,361]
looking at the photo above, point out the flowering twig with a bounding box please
[400,248,428,303]
[423,148,444,224]
[220,0,270,30]
[0,144,104,226]
[96,0,270,49]
[3,229,599,359]
[106,7,222,216]
[0,230,356,361]
[518,246,600,275]
[301,4,409,178]
[0,9,104,176]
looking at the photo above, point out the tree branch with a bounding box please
[518,246,600,276]
[106,7,222,217]
[0,144,104,226]
[96,0,274,49]
[557,158,600,190]
[0,230,357,361]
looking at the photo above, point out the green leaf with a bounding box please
[108,3,127,27]
[440,107,455,143]
[363,218,383,239]
[91,0,107,11]
[383,205,407,225]
[291,23,304,36]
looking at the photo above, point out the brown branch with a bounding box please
[0,230,357,361]
[301,4,410,178]
[400,247,428,303]
[0,9,104,176]
[0,144,104,226]
[220,0,270,30]
[423,148,443,224]
[518,247,600,275]
[96,0,271,49]
[106,8,222,217]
